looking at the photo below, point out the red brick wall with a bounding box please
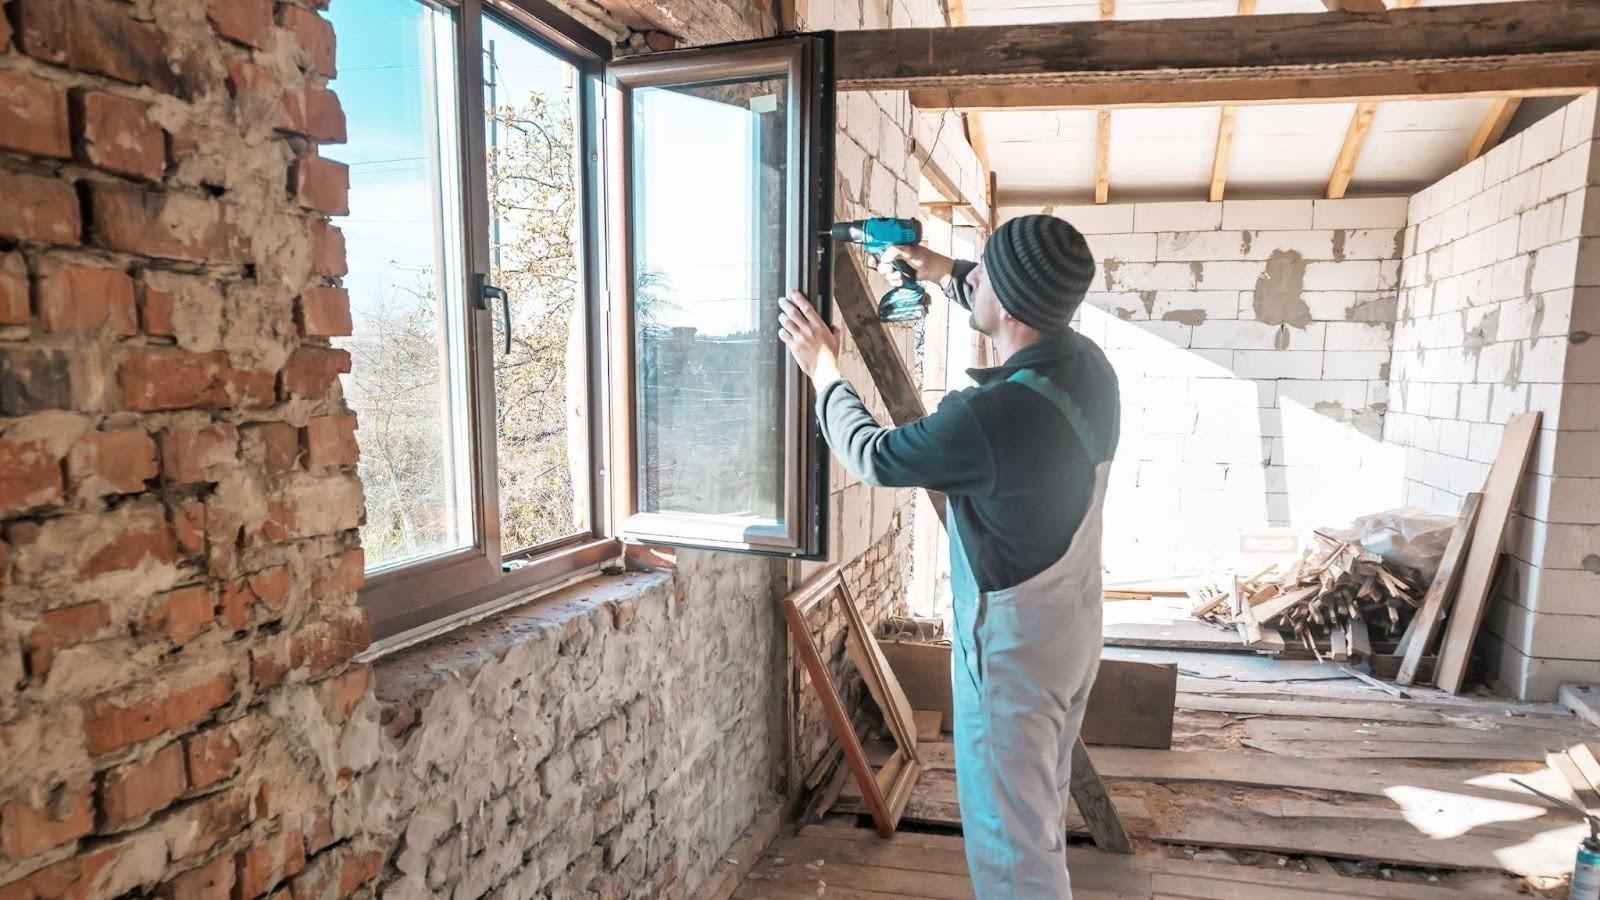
[0,0,377,896]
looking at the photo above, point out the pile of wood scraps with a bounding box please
[1192,535,1424,661]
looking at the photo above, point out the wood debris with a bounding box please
[1192,533,1424,659]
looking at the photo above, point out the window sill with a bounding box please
[367,567,674,722]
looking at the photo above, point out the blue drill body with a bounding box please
[827,218,929,321]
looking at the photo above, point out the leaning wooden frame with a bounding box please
[780,566,922,837]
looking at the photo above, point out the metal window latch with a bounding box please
[476,274,511,355]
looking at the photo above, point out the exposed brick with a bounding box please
[160,423,240,484]
[250,423,301,473]
[312,548,363,597]
[279,347,350,400]
[0,784,94,859]
[0,168,81,246]
[207,0,272,48]
[0,438,63,516]
[11,0,184,95]
[155,853,236,900]
[84,672,236,756]
[0,844,120,899]
[220,579,254,632]
[303,416,356,468]
[302,84,346,144]
[120,349,268,412]
[329,667,369,719]
[308,219,346,278]
[295,287,351,337]
[74,91,166,181]
[25,600,111,676]
[168,789,251,864]
[184,725,240,790]
[67,429,159,496]
[0,251,27,325]
[99,741,187,830]
[280,5,336,78]
[139,282,175,336]
[235,829,305,899]
[291,156,348,216]
[0,69,70,158]
[143,585,215,645]
[81,513,177,579]
[301,807,335,856]
[249,567,290,610]
[279,83,347,145]
[87,183,250,264]
[171,497,206,556]
[36,265,138,336]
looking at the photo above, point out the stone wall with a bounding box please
[999,198,1408,578]
[0,0,377,897]
[1385,91,1600,699]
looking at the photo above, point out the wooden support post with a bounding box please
[828,251,1130,853]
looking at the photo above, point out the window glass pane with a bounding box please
[329,0,474,570]
[482,17,589,556]
[631,77,788,522]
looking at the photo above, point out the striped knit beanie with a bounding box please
[982,215,1095,333]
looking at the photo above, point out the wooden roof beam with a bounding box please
[1326,101,1377,199]
[1465,96,1522,164]
[835,1,1600,109]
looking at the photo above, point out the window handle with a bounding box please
[476,274,511,355]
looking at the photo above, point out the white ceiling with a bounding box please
[964,0,1517,202]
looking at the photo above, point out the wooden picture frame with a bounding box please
[781,566,921,836]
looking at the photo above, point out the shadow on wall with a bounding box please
[1077,303,1408,580]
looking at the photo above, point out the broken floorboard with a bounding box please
[735,824,1528,899]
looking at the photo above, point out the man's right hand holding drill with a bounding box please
[872,245,957,290]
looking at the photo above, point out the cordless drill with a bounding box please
[826,218,928,322]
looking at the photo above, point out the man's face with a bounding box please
[966,261,1004,336]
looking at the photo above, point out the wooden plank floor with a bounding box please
[780,652,1599,896]
[734,824,1501,899]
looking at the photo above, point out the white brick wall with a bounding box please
[1002,198,1406,578]
[1385,91,1600,700]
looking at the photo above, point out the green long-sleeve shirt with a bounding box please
[817,318,1120,592]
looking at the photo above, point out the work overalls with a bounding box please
[950,368,1111,899]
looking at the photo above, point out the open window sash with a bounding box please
[603,34,833,559]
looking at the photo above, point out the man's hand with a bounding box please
[778,291,842,386]
[875,244,955,287]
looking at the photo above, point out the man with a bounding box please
[778,214,1119,898]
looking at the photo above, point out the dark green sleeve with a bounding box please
[816,379,995,495]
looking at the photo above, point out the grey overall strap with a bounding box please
[1006,368,1109,465]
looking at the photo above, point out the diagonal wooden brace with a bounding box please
[829,251,1132,853]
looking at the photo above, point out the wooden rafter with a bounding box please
[1326,101,1377,199]
[914,142,989,230]
[1093,0,1114,204]
[834,2,1600,110]
[1209,109,1236,202]
[1465,96,1523,164]
[1094,110,1112,204]
[1208,0,1255,201]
